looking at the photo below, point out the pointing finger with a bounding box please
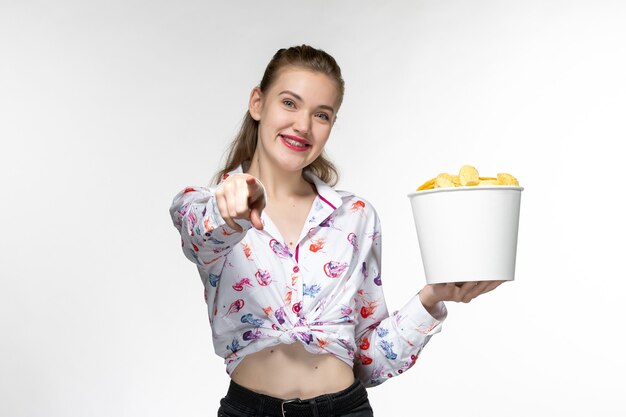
[246,175,266,205]
[236,177,252,218]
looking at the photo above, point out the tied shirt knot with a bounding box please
[278,324,314,345]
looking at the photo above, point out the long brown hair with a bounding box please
[212,45,345,186]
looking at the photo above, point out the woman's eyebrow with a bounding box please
[278,90,335,114]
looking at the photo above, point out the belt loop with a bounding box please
[310,398,319,417]
[326,394,334,417]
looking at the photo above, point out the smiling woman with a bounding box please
[247,67,340,180]
[212,46,344,188]
[169,44,501,417]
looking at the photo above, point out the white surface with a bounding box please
[1,1,625,416]
[408,187,522,284]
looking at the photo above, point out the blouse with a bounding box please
[169,163,446,387]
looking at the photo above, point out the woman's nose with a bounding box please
[293,113,311,135]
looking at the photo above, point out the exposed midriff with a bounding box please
[230,342,355,400]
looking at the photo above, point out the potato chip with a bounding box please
[459,165,480,186]
[497,173,519,186]
[417,178,436,191]
[435,173,456,188]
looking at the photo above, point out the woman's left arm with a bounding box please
[352,207,447,388]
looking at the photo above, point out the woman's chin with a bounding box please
[273,155,310,173]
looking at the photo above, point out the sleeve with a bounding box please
[353,207,448,388]
[169,185,254,268]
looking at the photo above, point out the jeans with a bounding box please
[217,378,375,417]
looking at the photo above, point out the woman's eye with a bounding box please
[283,100,295,108]
[316,113,330,121]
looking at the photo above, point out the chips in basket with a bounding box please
[418,165,519,191]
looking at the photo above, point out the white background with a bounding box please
[1,1,625,416]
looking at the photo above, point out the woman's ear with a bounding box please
[249,86,263,121]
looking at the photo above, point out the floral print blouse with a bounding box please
[169,163,446,388]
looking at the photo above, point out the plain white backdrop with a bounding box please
[1,0,625,416]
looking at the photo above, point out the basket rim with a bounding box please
[407,185,524,198]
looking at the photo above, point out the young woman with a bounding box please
[170,45,503,417]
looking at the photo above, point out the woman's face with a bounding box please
[249,66,341,174]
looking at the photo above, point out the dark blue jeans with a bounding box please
[217,378,375,417]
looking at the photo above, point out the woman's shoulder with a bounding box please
[306,170,380,221]
[335,189,380,220]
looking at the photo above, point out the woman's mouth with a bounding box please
[280,135,311,152]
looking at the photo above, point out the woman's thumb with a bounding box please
[250,207,264,230]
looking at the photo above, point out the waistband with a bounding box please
[226,378,368,417]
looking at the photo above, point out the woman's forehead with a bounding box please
[268,66,341,109]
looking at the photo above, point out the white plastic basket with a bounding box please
[407,186,523,285]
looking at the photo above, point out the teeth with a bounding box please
[283,137,306,147]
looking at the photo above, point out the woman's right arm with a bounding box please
[169,174,266,267]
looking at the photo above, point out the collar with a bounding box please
[223,162,347,252]
[302,169,343,211]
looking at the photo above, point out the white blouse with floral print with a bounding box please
[169,163,446,388]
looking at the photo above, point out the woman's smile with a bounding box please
[279,134,311,152]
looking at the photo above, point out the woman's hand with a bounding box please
[419,281,505,313]
[215,173,266,232]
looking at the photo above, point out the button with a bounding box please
[293,266,300,273]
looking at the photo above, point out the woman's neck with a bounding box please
[245,156,315,200]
